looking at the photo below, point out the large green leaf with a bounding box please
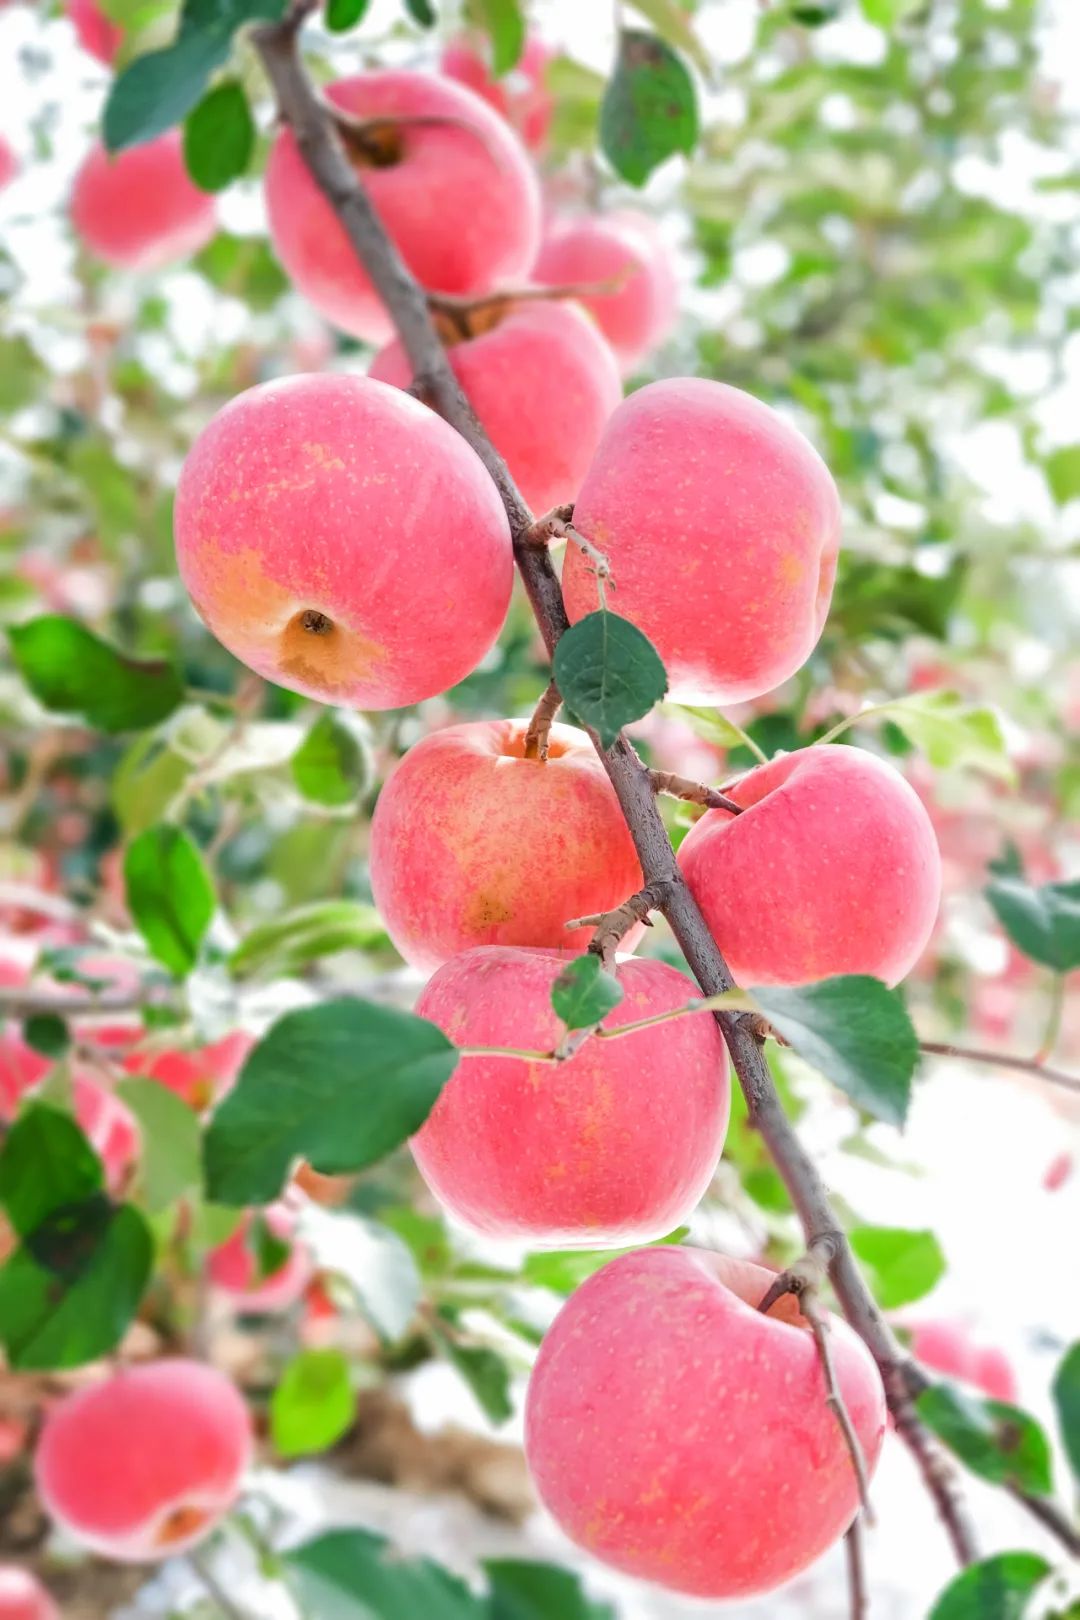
[485,1561,615,1620]
[870,691,1014,782]
[1051,1341,1080,1484]
[928,1553,1051,1620]
[287,1529,487,1620]
[8,616,184,734]
[985,876,1080,973]
[0,1105,103,1238]
[204,999,458,1204]
[750,976,918,1127]
[599,29,698,186]
[272,1349,355,1459]
[183,80,255,191]
[550,955,624,1031]
[552,611,668,748]
[124,825,216,977]
[916,1383,1054,1496]
[848,1225,945,1308]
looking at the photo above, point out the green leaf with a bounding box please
[432,1321,513,1425]
[115,1079,200,1213]
[859,0,920,26]
[1044,445,1080,506]
[124,825,215,978]
[985,876,1080,973]
[486,1562,614,1620]
[928,1553,1051,1620]
[0,1106,104,1237]
[871,692,1014,782]
[287,1529,487,1620]
[183,80,254,192]
[599,29,698,187]
[112,731,192,834]
[624,0,711,79]
[848,1225,945,1308]
[228,899,388,980]
[271,1349,355,1458]
[1051,1342,1080,1484]
[522,1231,685,1295]
[8,616,184,734]
[550,955,624,1031]
[473,0,525,75]
[916,1383,1054,1496]
[204,998,457,1204]
[325,0,371,29]
[300,1206,420,1341]
[21,1014,70,1060]
[0,1204,153,1370]
[666,704,755,752]
[750,976,918,1128]
[403,0,436,25]
[291,713,369,806]
[552,611,668,748]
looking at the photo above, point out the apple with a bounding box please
[0,1568,59,1620]
[64,0,122,63]
[531,211,677,375]
[909,1319,1018,1404]
[440,33,554,152]
[207,1204,313,1314]
[70,134,217,272]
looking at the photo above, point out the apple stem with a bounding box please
[649,769,744,815]
[328,109,503,171]
[523,679,562,761]
[426,268,633,323]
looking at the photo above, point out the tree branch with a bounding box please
[920,1041,1080,1095]
[649,769,743,814]
[251,11,980,1570]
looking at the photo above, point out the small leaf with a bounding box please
[291,712,369,806]
[325,0,372,29]
[229,900,388,980]
[0,1106,103,1238]
[204,998,457,1204]
[271,1349,355,1458]
[287,1529,487,1620]
[750,976,918,1128]
[985,876,1080,974]
[553,611,668,748]
[8,616,183,734]
[624,0,711,78]
[485,1561,615,1620]
[550,955,624,1031]
[522,1232,685,1296]
[666,704,753,752]
[115,1079,201,1213]
[860,0,921,25]
[1051,1342,1080,1484]
[928,1553,1051,1620]
[848,1225,945,1309]
[432,1319,513,1425]
[299,1206,420,1342]
[0,1204,153,1370]
[22,1014,70,1060]
[403,0,436,24]
[916,1383,1054,1496]
[183,80,254,192]
[875,691,1014,782]
[124,825,215,978]
[473,0,525,75]
[104,29,231,152]
[599,29,698,187]
[1044,444,1080,506]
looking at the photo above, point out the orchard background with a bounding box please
[1,0,1080,1616]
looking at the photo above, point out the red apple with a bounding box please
[0,1568,59,1620]
[440,33,554,152]
[70,134,217,272]
[532,211,678,375]
[64,0,122,63]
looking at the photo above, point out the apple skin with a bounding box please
[70,134,217,272]
[34,1360,252,1563]
[677,745,942,987]
[0,138,17,193]
[564,378,842,705]
[207,1204,313,1314]
[413,947,730,1245]
[909,1319,1018,1404]
[369,719,644,971]
[531,211,678,375]
[123,1031,253,1112]
[524,1247,886,1598]
[370,300,622,515]
[265,71,541,342]
[65,0,122,63]
[174,373,513,709]
[0,1567,60,1620]
[440,34,554,152]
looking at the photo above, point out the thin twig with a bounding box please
[189,1546,253,1620]
[885,1363,980,1565]
[649,769,743,814]
[920,1041,1080,1095]
[524,680,562,761]
[0,986,170,1018]
[585,882,668,967]
[845,1518,868,1620]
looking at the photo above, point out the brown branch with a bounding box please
[845,1519,868,1620]
[523,680,562,762]
[885,1362,980,1565]
[252,11,980,1573]
[649,769,743,815]
[920,1041,1080,1095]
[0,986,169,1018]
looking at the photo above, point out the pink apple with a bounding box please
[0,137,18,193]
[525,1247,885,1597]
[413,947,729,1244]
[65,0,122,63]
[678,745,941,986]
[70,134,217,272]
[0,1568,59,1620]
[207,1204,313,1313]
[35,1360,251,1562]
[531,211,678,375]
[174,373,513,708]
[440,34,554,152]
[909,1319,1018,1403]
[371,300,621,515]
[564,378,843,704]
[123,1031,253,1112]
[369,719,644,970]
[265,71,541,342]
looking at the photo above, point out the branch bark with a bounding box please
[252,13,981,1570]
